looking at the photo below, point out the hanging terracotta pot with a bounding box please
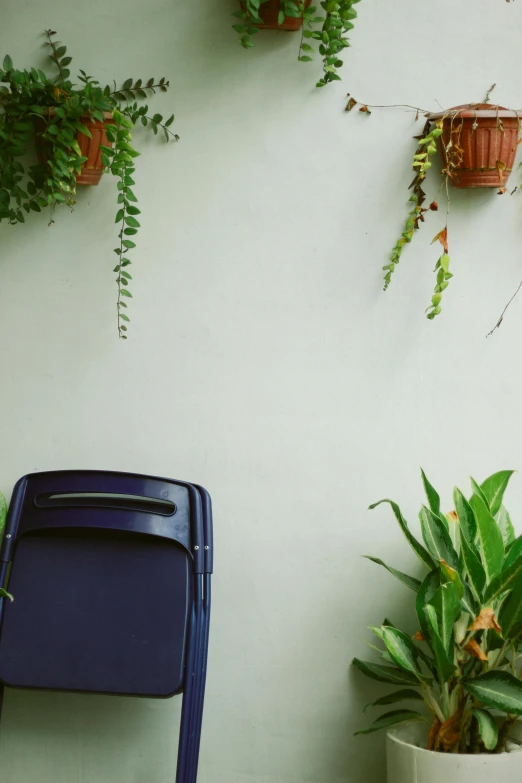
[242,0,311,31]
[35,110,113,186]
[427,104,521,188]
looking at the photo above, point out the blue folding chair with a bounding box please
[0,470,213,783]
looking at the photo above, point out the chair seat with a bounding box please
[0,529,192,697]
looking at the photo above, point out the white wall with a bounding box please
[1,1,522,780]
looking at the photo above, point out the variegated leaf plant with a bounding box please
[354,470,522,753]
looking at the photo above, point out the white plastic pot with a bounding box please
[387,721,522,783]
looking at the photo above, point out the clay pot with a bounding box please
[35,110,113,186]
[244,0,311,31]
[428,104,521,188]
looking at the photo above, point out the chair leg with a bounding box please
[191,575,211,780]
[176,602,198,783]
[186,576,204,782]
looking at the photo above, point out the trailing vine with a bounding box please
[347,90,522,325]
[0,31,178,338]
[231,0,361,86]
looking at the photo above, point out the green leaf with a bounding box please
[363,557,421,592]
[424,604,456,683]
[126,205,141,216]
[421,469,440,515]
[464,671,522,715]
[122,240,136,249]
[499,572,522,639]
[363,689,423,713]
[460,531,486,600]
[419,506,459,570]
[115,209,124,223]
[472,709,498,751]
[484,548,522,603]
[125,216,140,228]
[369,500,436,571]
[416,570,440,642]
[454,487,477,545]
[352,658,419,686]
[427,582,461,654]
[471,478,490,509]
[3,55,13,71]
[165,115,175,127]
[480,471,514,516]
[496,506,516,548]
[120,289,132,298]
[470,494,504,584]
[298,55,313,62]
[354,710,424,736]
[122,78,133,90]
[381,627,425,681]
[504,535,522,571]
[278,9,285,24]
[0,492,7,539]
[119,313,130,322]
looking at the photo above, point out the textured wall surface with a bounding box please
[1,1,522,781]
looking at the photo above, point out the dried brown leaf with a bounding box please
[464,639,488,662]
[429,201,439,211]
[469,608,502,634]
[437,709,462,752]
[428,716,441,751]
[345,97,357,112]
[412,631,425,641]
[431,227,448,253]
[446,510,458,522]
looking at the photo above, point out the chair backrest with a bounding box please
[0,470,208,699]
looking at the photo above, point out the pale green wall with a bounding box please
[1,0,522,781]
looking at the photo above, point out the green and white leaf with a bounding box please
[423,604,456,683]
[421,469,440,515]
[363,689,423,712]
[464,671,522,715]
[352,658,419,686]
[416,570,440,642]
[470,478,490,510]
[454,487,477,548]
[427,582,461,653]
[369,500,436,570]
[364,556,421,592]
[460,531,486,600]
[480,471,514,517]
[419,506,459,570]
[472,709,498,750]
[470,493,504,584]
[354,709,424,736]
[484,549,522,603]
[381,626,425,680]
[496,506,516,548]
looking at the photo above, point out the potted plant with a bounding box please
[0,31,178,338]
[347,91,522,325]
[353,469,522,782]
[231,0,361,87]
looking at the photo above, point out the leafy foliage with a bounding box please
[354,469,522,754]
[231,0,361,86]
[0,31,178,338]
[0,492,13,602]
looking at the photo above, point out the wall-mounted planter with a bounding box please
[387,722,522,783]
[35,110,113,186]
[245,0,311,31]
[428,104,521,188]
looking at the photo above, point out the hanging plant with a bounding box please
[347,89,522,326]
[0,30,179,339]
[231,0,361,87]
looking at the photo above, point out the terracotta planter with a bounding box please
[243,0,311,31]
[35,110,113,186]
[428,104,521,188]
[387,722,522,783]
